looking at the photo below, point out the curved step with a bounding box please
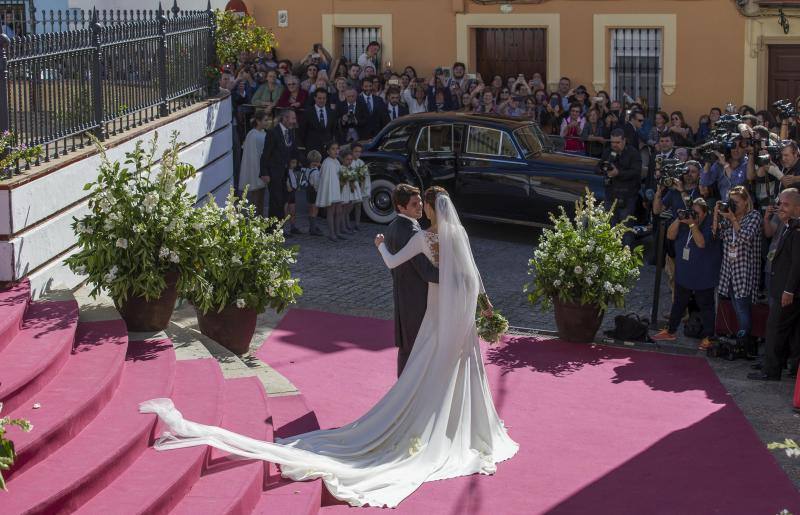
[3,338,176,515]
[5,319,128,480]
[0,300,79,413]
[254,394,323,515]
[0,279,30,353]
[171,376,272,515]
[75,358,225,515]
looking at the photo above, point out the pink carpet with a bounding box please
[257,309,800,514]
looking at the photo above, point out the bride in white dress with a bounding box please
[139,189,518,508]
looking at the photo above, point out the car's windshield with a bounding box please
[514,125,546,157]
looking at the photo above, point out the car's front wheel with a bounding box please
[362,178,397,224]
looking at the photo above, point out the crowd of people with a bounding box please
[220,41,800,388]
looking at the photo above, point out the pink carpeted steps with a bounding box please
[253,393,323,515]
[75,358,224,515]
[0,278,30,353]
[0,300,79,414]
[172,376,273,515]
[4,338,176,514]
[4,319,128,479]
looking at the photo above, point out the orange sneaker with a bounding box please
[699,337,714,350]
[651,329,677,341]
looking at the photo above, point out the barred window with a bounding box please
[340,27,381,65]
[609,28,662,112]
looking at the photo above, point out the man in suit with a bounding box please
[356,77,386,141]
[301,89,337,155]
[336,88,360,144]
[383,184,440,377]
[384,88,408,125]
[750,188,800,381]
[260,109,299,226]
[598,128,643,248]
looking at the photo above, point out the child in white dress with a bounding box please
[338,149,359,234]
[301,150,323,236]
[316,142,344,242]
[352,142,369,230]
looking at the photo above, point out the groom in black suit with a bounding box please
[751,188,800,381]
[384,184,440,377]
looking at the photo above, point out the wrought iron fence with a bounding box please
[0,1,216,170]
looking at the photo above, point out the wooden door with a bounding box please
[768,45,800,106]
[475,28,546,86]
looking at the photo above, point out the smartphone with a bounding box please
[388,78,400,86]
[550,98,558,108]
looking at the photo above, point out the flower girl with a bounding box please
[352,143,369,230]
[316,142,344,242]
[338,149,361,234]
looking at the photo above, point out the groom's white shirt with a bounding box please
[397,214,420,228]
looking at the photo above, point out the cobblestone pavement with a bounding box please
[288,208,800,489]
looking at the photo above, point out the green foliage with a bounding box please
[0,402,33,491]
[65,132,204,305]
[182,188,302,315]
[524,190,643,311]
[1,131,43,179]
[214,10,277,66]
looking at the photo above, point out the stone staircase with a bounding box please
[1,280,324,514]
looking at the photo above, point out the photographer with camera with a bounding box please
[713,186,763,351]
[652,199,721,346]
[335,88,360,144]
[703,138,749,202]
[778,141,800,189]
[598,128,642,248]
[749,188,800,381]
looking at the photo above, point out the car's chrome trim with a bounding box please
[459,212,549,228]
[459,156,526,165]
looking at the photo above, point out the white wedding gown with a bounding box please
[139,195,519,508]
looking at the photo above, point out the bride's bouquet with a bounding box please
[476,293,509,344]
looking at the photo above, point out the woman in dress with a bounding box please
[237,110,270,217]
[712,185,762,350]
[138,188,518,509]
[338,149,360,234]
[316,142,344,241]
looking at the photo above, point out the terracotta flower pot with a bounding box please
[553,299,604,343]
[115,270,179,332]
[196,304,258,355]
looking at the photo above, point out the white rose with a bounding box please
[235,298,246,309]
[574,266,583,275]
[169,251,180,263]
[159,246,170,259]
[232,255,242,265]
[115,238,128,249]
[553,279,562,287]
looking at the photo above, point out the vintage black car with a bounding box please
[359,112,606,226]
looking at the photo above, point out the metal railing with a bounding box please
[0,1,216,169]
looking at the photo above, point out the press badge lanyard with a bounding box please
[681,229,693,260]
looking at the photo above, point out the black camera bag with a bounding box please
[608,313,649,342]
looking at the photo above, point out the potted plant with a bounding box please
[184,189,301,354]
[65,133,202,331]
[524,191,642,343]
[1,402,32,490]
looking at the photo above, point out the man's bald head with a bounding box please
[779,188,800,220]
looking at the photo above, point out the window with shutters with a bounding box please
[339,27,381,66]
[609,28,662,112]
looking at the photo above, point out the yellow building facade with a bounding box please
[248,0,800,124]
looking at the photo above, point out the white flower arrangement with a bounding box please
[182,188,302,315]
[65,132,204,304]
[524,190,642,310]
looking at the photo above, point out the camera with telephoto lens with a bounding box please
[677,208,698,221]
[774,99,797,121]
[340,110,357,128]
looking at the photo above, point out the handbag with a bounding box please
[606,312,649,342]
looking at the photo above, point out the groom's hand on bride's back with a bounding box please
[374,234,385,248]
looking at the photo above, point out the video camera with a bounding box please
[658,158,688,188]
[677,208,698,221]
[773,99,797,121]
[597,150,618,186]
